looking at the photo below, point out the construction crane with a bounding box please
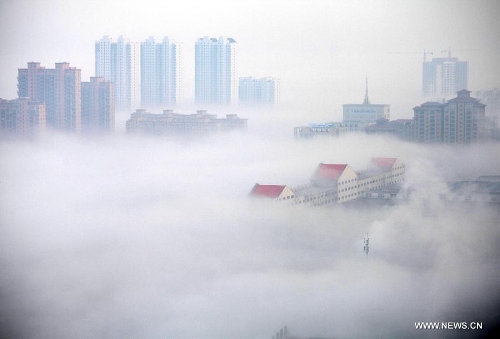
[389,49,433,62]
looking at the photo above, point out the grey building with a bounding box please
[413,89,486,144]
[81,77,115,134]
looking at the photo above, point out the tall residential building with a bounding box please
[444,89,485,143]
[413,89,486,144]
[0,98,46,138]
[413,101,444,143]
[195,36,237,105]
[343,79,390,123]
[18,62,81,133]
[140,36,180,108]
[239,77,279,105]
[81,77,115,133]
[95,36,141,111]
[422,52,468,99]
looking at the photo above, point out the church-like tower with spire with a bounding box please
[342,78,390,124]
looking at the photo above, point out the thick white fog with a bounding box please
[1,120,499,339]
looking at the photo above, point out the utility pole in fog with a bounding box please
[364,233,369,258]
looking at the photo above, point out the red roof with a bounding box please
[250,184,286,198]
[371,158,397,169]
[313,164,347,180]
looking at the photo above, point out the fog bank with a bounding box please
[1,131,499,338]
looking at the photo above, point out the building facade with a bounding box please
[239,77,279,105]
[365,118,414,140]
[343,80,390,123]
[0,98,46,138]
[413,90,486,144]
[18,62,81,132]
[81,77,115,134]
[413,102,444,143]
[95,36,141,111]
[423,54,468,99]
[140,36,180,108]
[195,36,237,105]
[126,109,247,135]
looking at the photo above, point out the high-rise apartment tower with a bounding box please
[422,50,468,99]
[140,36,180,108]
[95,36,141,111]
[81,77,115,134]
[195,36,237,105]
[18,62,81,132]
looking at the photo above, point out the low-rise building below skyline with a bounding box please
[239,77,279,105]
[126,109,247,136]
[0,98,46,139]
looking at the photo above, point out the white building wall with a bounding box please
[337,166,359,203]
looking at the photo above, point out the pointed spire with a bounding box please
[363,76,370,104]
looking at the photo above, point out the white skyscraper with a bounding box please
[140,36,180,108]
[195,36,236,105]
[95,36,141,111]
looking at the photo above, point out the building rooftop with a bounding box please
[250,184,287,198]
[312,164,347,180]
[371,157,397,169]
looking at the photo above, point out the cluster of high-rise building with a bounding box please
[0,62,115,137]
[95,35,279,110]
[1,35,284,138]
[294,79,498,144]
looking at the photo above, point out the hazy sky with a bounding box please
[0,0,499,120]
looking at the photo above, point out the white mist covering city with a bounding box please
[0,0,499,338]
[1,127,499,338]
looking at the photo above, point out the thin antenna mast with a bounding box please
[364,233,369,258]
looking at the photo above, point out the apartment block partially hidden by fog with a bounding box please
[0,98,46,139]
[239,77,279,106]
[81,77,115,134]
[422,49,468,100]
[250,157,405,206]
[18,62,81,133]
[126,109,247,136]
[413,89,487,143]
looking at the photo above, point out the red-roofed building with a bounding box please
[358,158,405,194]
[310,163,359,203]
[371,157,397,170]
[250,184,295,202]
[250,157,405,206]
